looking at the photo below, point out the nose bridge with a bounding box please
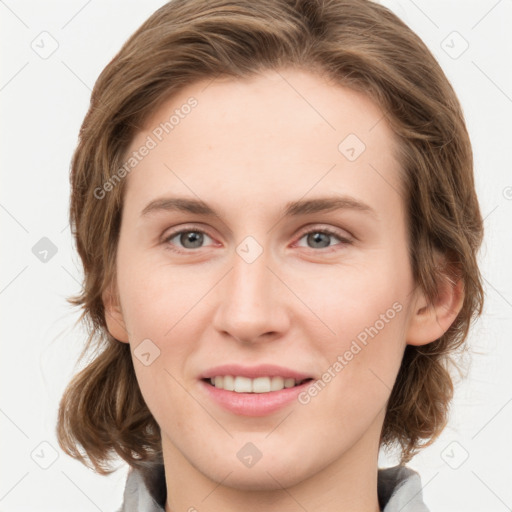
[212,242,287,342]
[231,247,270,306]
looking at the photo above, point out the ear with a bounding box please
[406,259,464,346]
[102,283,130,343]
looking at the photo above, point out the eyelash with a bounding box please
[162,225,353,254]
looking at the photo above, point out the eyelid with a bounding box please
[294,224,353,243]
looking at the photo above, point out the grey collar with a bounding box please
[118,463,430,512]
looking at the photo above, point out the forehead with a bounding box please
[122,68,403,217]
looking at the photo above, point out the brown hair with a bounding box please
[57,0,484,474]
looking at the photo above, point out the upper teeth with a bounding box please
[209,376,303,393]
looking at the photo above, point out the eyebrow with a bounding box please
[140,195,377,220]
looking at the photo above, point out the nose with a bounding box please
[211,246,290,344]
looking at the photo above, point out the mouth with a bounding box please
[198,364,316,416]
[199,376,315,416]
[202,375,314,393]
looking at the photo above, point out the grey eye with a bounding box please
[166,230,214,250]
[305,232,332,248]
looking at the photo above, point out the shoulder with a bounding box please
[378,465,430,512]
[117,465,166,512]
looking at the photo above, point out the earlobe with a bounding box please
[102,285,130,343]
[407,269,464,347]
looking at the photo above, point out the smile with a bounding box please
[206,375,313,393]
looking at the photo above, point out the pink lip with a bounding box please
[199,363,312,381]
[199,379,313,417]
[198,364,315,417]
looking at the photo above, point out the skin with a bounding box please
[104,68,463,512]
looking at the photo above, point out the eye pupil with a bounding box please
[181,231,203,248]
[308,232,330,248]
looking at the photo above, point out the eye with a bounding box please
[295,227,352,250]
[163,228,215,252]
[162,225,352,254]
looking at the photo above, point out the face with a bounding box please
[106,68,423,490]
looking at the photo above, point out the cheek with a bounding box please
[298,257,410,405]
[117,258,205,339]
[299,256,409,342]
[296,311,406,452]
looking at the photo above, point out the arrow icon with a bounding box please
[30,441,59,469]
[32,237,58,262]
[338,134,365,161]
[440,32,468,60]
[236,236,263,263]
[236,441,262,467]
[134,339,161,366]
[36,39,45,48]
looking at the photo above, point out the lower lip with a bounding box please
[200,379,313,417]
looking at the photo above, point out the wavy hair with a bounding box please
[57,0,484,474]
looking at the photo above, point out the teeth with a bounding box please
[223,375,235,391]
[234,376,252,393]
[284,378,295,388]
[208,376,305,393]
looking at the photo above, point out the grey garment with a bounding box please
[118,463,430,512]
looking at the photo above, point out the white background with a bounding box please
[1,0,511,510]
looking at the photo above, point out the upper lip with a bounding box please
[200,364,313,381]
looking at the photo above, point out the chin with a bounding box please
[208,463,308,491]
[191,449,318,492]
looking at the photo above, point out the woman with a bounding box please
[57,1,484,510]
